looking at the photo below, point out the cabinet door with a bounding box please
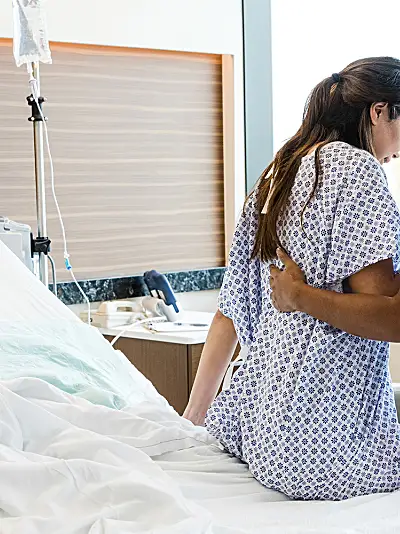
[105,336,189,414]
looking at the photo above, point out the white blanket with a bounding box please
[1,377,400,534]
[0,377,220,534]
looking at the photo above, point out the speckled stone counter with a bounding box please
[53,267,226,305]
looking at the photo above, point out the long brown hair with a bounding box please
[252,57,400,262]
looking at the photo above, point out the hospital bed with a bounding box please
[1,240,400,534]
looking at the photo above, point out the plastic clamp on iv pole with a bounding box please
[31,235,51,255]
[27,94,47,123]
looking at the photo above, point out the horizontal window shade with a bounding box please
[0,41,224,281]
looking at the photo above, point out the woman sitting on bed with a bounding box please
[184,57,400,500]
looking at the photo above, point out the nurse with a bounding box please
[184,57,400,500]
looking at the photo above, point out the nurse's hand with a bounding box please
[270,248,306,312]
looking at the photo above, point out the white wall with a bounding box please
[271,0,400,151]
[1,0,241,54]
[0,0,245,250]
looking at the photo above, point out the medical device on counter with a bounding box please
[79,271,210,347]
[144,270,183,322]
[83,301,143,329]
[81,271,184,328]
[82,298,210,348]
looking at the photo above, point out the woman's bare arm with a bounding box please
[345,258,400,296]
[183,310,238,425]
[270,249,400,342]
[293,284,400,341]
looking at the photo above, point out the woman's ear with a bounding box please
[370,102,388,125]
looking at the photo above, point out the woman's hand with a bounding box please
[182,406,206,426]
[270,248,306,312]
[270,250,400,342]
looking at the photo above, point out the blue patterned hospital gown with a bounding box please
[206,142,400,500]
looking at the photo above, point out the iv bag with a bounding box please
[12,0,52,67]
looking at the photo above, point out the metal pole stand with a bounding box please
[27,64,51,287]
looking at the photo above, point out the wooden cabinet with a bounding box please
[104,336,239,414]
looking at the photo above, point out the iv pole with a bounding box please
[27,63,50,287]
[11,0,53,288]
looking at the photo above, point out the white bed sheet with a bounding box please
[156,446,400,533]
[1,241,400,533]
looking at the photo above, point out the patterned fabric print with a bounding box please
[206,142,400,500]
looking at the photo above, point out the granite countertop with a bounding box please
[54,267,226,306]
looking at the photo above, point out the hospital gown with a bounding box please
[206,141,400,500]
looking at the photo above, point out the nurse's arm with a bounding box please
[270,249,400,342]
